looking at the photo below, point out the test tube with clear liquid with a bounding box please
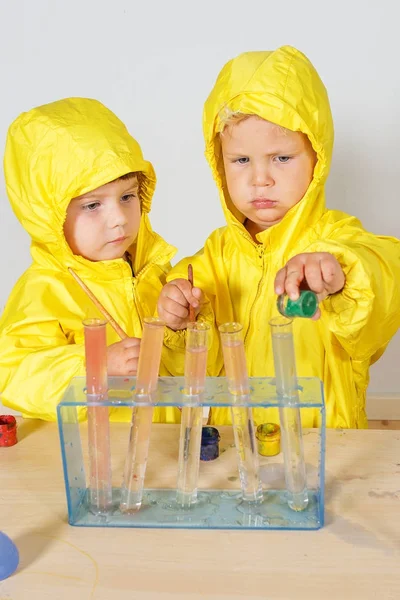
[219,322,263,503]
[120,317,165,513]
[83,318,113,515]
[270,316,309,512]
[176,322,210,508]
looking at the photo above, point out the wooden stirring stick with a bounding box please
[188,264,196,322]
[68,267,128,340]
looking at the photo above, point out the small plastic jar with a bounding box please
[0,416,17,447]
[256,423,281,456]
[200,427,220,461]
[277,290,318,319]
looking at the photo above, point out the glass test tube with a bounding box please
[120,317,165,513]
[176,322,210,508]
[83,319,113,515]
[219,322,263,503]
[270,316,309,511]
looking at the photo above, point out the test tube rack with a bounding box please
[57,375,325,530]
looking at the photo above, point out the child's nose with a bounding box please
[109,204,128,227]
[253,164,274,187]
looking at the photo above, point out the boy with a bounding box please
[158,46,400,428]
[0,97,177,422]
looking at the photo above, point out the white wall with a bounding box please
[0,0,399,401]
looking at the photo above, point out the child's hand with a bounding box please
[158,279,204,331]
[275,252,345,313]
[107,337,141,376]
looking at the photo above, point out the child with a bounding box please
[158,46,400,428]
[0,97,178,422]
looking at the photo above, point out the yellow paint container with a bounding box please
[256,423,281,456]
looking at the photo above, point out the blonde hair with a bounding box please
[217,107,288,136]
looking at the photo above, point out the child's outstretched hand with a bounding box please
[158,279,204,330]
[275,252,345,316]
[107,337,141,376]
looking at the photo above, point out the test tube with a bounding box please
[83,318,113,515]
[270,316,309,512]
[219,322,263,504]
[120,317,165,513]
[176,321,210,508]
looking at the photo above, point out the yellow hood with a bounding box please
[4,97,162,276]
[203,45,334,249]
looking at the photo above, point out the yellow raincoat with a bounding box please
[163,46,400,428]
[0,98,178,422]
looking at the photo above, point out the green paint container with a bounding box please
[277,290,318,319]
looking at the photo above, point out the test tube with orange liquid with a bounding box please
[120,317,165,513]
[219,322,263,503]
[176,321,210,508]
[83,318,113,515]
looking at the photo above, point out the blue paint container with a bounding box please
[0,531,19,580]
[200,427,220,461]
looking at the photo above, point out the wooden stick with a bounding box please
[68,267,128,340]
[187,264,196,322]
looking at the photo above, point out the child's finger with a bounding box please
[311,307,321,321]
[304,259,325,294]
[164,279,199,309]
[192,287,205,306]
[173,279,200,308]
[320,256,336,283]
[284,263,305,300]
[122,337,141,348]
[126,357,139,375]
[163,281,191,307]
[321,255,344,293]
[274,266,287,295]
[160,296,190,319]
[125,344,141,359]
[160,301,190,327]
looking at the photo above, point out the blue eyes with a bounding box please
[81,194,137,212]
[233,156,291,165]
[82,202,100,211]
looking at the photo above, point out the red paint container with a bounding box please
[0,416,17,447]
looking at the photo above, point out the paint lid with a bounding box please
[200,426,220,461]
[0,416,17,447]
[256,423,280,456]
[277,290,318,319]
[201,426,220,445]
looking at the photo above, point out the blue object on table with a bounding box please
[0,531,19,580]
[200,426,220,461]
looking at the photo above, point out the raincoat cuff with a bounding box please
[162,299,216,351]
[163,327,187,351]
[318,246,374,331]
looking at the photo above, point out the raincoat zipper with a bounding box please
[244,247,265,350]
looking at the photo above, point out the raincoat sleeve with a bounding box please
[307,217,400,361]
[160,248,224,378]
[0,282,86,421]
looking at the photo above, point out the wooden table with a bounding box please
[1,420,399,599]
